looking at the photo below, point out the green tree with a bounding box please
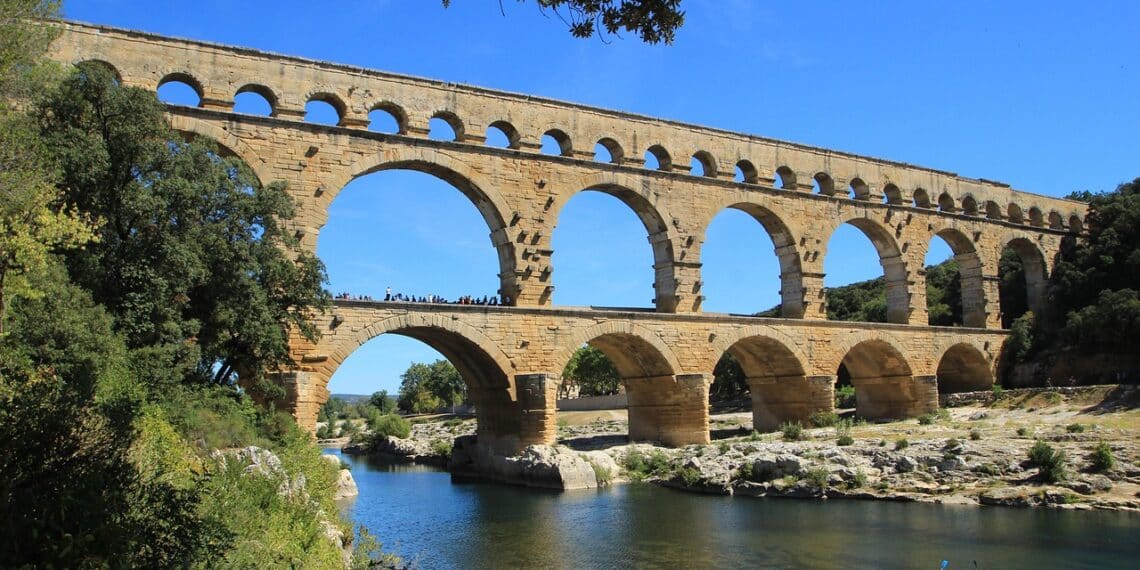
[38,63,329,387]
[709,352,746,401]
[444,0,686,44]
[370,389,393,413]
[563,345,621,396]
[397,360,466,413]
[924,259,962,326]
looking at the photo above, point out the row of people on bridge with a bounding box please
[334,289,513,306]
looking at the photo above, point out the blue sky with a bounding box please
[65,1,1140,395]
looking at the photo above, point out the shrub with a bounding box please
[315,424,331,440]
[936,408,952,421]
[969,429,982,441]
[810,411,839,428]
[836,435,854,446]
[1043,391,1063,405]
[1066,423,1085,433]
[675,466,702,487]
[835,418,854,446]
[736,462,754,482]
[1016,426,1030,437]
[780,421,804,441]
[1089,441,1115,472]
[944,438,962,451]
[589,460,613,486]
[1027,440,1067,483]
[622,449,672,481]
[718,442,731,455]
[977,463,1001,477]
[991,384,1005,399]
[835,385,856,408]
[748,430,763,442]
[917,414,935,425]
[847,469,868,489]
[894,438,909,450]
[804,466,830,490]
[369,414,411,439]
[429,439,453,457]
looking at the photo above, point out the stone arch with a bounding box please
[323,147,518,300]
[541,128,573,156]
[985,200,1004,220]
[1007,203,1025,224]
[305,91,347,125]
[550,173,678,310]
[157,71,204,105]
[882,183,903,205]
[849,177,870,200]
[167,115,271,185]
[716,330,820,431]
[1028,206,1045,227]
[701,201,805,318]
[775,166,797,189]
[935,342,993,393]
[325,311,519,446]
[836,337,931,420]
[1068,214,1084,234]
[487,120,521,149]
[1000,234,1049,319]
[429,110,465,141]
[595,136,625,164]
[75,59,122,83]
[938,192,956,212]
[368,101,408,134]
[1048,211,1064,230]
[551,320,681,380]
[826,217,911,324]
[552,321,703,445]
[645,144,672,171]
[691,150,718,178]
[235,83,278,115]
[930,226,988,328]
[709,325,810,377]
[961,195,979,215]
[735,159,759,184]
[914,188,932,208]
[813,172,836,196]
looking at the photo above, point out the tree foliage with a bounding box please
[397,359,466,413]
[709,351,746,401]
[562,345,621,396]
[38,62,329,386]
[444,0,686,44]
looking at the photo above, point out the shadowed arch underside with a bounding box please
[573,329,707,446]
[724,335,831,430]
[841,339,935,420]
[936,343,993,393]
[712,202,805,318]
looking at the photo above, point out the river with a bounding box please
[329,449,1138,569]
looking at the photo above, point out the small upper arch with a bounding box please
[234,83,278,116]
[985,200,1004,220]
[774,166,797,190]
[595,137,625,164]
[305,91,348,125]
[368,101,408,134]
[75,59,122,84]
[1028,206,1045,227]
[913,188,932,208]
[882,183,903,205]
[644,144,672,171]
[691,150,718,178]
[849,177,870,200]
[961,195,979,215]
[813,172,836,196]
[486,120,521,149]
[937,191,956,212]
[734,159,759,184]
[1048,211,1064,230]
[429,110,465,141]
[1007,203,1025,224]
[157,71,204,106]
[1068,214,1084,234]
[541,128,573,156]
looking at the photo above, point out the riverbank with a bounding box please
[335,385,1140,511]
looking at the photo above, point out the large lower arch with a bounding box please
[702,202,805,318]
[552,322,706,446]
[169,115,272,185]
[935,343,994,393]
[326,313,521,450]
[1000,235,1049,322]
[720,333,827,431]
[827,217,912,324]
[322,149,520,303]
[839,338,935,420]
[550,175,679,311]
[930,227,988,328]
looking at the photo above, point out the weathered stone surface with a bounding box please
[49,22,1087,452]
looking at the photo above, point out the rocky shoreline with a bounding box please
[333,386,1140,511]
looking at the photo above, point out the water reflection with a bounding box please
[332,450,1139,569]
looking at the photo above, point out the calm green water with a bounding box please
[330,450,1139,569]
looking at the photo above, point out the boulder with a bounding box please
[748,454,803,481]
[895,456,918,473]
[335,467,359,500]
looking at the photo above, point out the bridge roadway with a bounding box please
[281,300,1008,452]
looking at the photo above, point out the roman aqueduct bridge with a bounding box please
[50,22,1088,453]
